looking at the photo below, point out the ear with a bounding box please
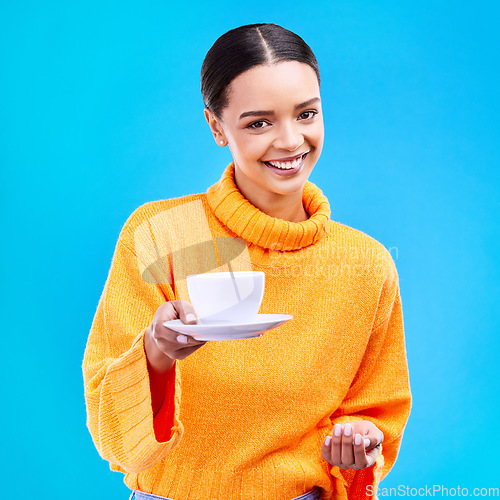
[204,108,227,147]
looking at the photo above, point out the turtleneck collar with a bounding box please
[205,162,331,251]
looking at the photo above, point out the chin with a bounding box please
[270,180,308,195]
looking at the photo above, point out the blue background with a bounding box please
[2,0,499,497]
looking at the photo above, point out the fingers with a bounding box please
[350,419,384,450]
[322,422,381,471]
[153,326,206,360]
[352,433,370,470]
[364,444,382,468]
[150,301,206,358]
[169,299,199,325]
[321,435,333,464]
[322,424,347,469]
[153,301,200,344]
[377,429,384,446]
[156,326,204,349]
[330,424,342,465]
[364,434,383,450]
[145,299,208,371]
[341,423,354,467]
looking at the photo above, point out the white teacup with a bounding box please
[186,271,265,324]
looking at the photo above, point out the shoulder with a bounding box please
[116,193,208,248]
[326,219,399,282]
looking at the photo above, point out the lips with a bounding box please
[266,152,307,162]
[263,151,308,165]
[262,152,309,177]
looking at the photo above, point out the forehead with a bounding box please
[224,61,320,113]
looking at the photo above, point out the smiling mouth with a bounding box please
[262,152,309,170]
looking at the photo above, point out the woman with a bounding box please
[83,23,411,500]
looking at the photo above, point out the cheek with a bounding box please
[310,125,324,154]
[235,135,270,161]
[313,121,325,142]
[316,132,325,151]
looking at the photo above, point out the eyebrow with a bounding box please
[238,97,321,120]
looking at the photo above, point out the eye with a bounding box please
[247,120,270,130]
[299,110,318,120]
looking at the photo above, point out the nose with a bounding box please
[273,122,304,151]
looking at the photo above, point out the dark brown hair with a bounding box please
[201,23,321,118]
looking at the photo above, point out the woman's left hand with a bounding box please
[321,420,384,470]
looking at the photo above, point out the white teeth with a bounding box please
[268,155,304,169]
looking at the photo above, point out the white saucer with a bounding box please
[163,314,293,341]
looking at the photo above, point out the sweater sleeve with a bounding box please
[329,261,412,499]
[82,236,184,473]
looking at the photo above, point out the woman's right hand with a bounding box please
[144,299,207,373]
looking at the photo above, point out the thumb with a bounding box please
[167,299,199,324]
[365,434,383,450]
[174,300,198,324]
[183,311,198,324]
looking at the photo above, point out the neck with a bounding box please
[234,168,310,223]
[205,162,331,251]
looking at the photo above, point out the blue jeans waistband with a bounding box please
[130,485,322,500]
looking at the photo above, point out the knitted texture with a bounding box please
[83,162,412,500]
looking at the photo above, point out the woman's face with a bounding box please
[205,61,324,201]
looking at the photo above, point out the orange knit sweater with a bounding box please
[83,162,411,500]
